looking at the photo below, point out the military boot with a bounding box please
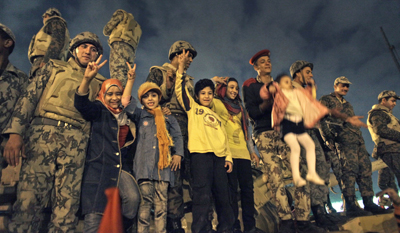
[311,205,339,231]
[362,196,393,215]
[279,219,296,233]
[166,217,185,233]
[296,220,326,233]
[344,196,372,217]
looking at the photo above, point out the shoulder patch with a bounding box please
[242,78,257,88]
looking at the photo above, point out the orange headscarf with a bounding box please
[97,79,124,114]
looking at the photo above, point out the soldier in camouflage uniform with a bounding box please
[146,40,197,233]
[0,23,29,177]
[103,9,141,87]
[367,91,400,191]
[243,50,325,233]
[290,60,353,230]
[320,76,390,217]
[28,8,70,78]
[2,32,107,233]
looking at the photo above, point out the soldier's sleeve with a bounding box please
[370,111,400,143]
[319,95,335,143]
[146,68,172,104]
[103,10,124,36]
[168,116,183,157]
[2,62,53,136]
[42,18,67,64]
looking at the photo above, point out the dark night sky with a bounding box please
[1,0,400,201]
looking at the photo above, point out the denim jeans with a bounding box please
[84,171,141,233]
[138,180,169,233]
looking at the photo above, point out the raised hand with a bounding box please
[126,62,136,81]
[84,54,107,82]
[177,49,190,74]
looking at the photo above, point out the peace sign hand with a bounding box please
[177,49,190,74]
[84,54,108,82]
[126,62,136,81]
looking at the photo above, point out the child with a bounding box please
[75,62,140,233]
[175,50,234,233]
[213,77,264,233]
[130,79,183,232]
[260,73,328,187]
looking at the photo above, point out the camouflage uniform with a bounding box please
[103,9,141,87]
[0,23,29,177]
[0,62,29,177]
[28,9,70,78]
[146,64,194,223]
[304,128,329,206]
[3,57,105,233]
[367,101,400,190]
[378,167,398,192]
[320,92,374,197]
[255,130,311,221]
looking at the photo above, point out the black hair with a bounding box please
[0,29,14,54]
[274,73,291,84]
[194,79,215,97]
[379,96,390,104]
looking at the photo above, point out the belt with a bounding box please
[31,117,80,130]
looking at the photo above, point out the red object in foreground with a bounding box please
[98,187,123,233]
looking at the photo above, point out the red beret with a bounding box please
[249,49,270,65]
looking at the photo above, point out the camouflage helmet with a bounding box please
[168,40,197,60]
[0,23,16,43]
[290,60,313,78]
[42,8,61,18]
[69,32,103,56]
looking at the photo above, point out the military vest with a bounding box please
[28,16,70,64]
[34,58,106,132]
[150,63,194,115]
[368,104,400,146]
[108,10,142,50]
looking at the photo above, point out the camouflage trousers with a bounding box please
[109,41,136,87]
[255,130,310,221]
[304,129,329,207]
[381,152,400,191]
[8,125,89,233]
[378,167,398,192]
[336,142,374,197]
[325,150,343,191]
[167,113,190,220]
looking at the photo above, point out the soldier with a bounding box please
[0,23,28,177]
[289,60,338,231]
[2,32,107,233]
[103,9,142,87]
[28,7,70,78]
[367,91,400,190]
[242,50,324,233]
[146,40,197,233]
[319,76,389,217]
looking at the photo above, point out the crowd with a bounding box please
[0,7,399,233]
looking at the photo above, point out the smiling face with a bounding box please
[278,75,293,90]
[74,43,98,66]
[334,83,350,97]
[142,90,160,110]
[382,97,397,111]
[226,80,239,100]
[104,86,122,109]
[197,86,213,107]
[253,55,272,75]
[299,66,313,84]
